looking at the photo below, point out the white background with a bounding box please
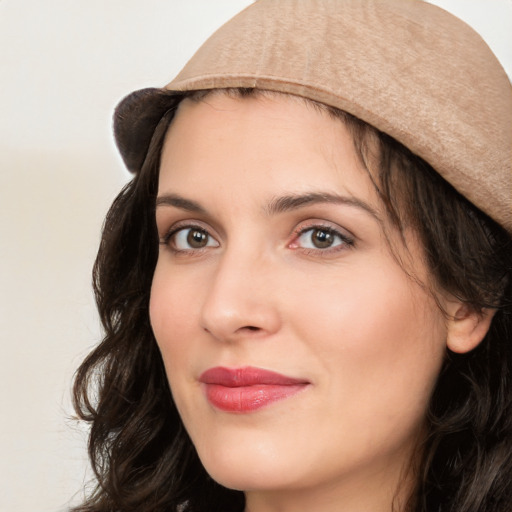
[0,1,510,511]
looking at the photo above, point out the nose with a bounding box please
[199,247,281,342]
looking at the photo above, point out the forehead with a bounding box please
[158,93,377,205]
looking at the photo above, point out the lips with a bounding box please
[199,366,309,413]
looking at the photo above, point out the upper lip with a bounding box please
[199,366,309,387]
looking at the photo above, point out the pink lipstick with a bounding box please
[199,366,309,413]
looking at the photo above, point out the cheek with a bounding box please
[291,260,447,408]
[149,267,196,367]
[149,268,205,424]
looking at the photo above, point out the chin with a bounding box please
[196,443,301,492]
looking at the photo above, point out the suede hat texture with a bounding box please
[114,0,512,232]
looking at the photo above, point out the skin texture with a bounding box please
[149,93,469,512]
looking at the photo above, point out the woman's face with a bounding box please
[150,93,448,508]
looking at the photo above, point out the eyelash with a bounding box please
[290,223,354,255]
[159,222,354,255]
[160,223,218,254]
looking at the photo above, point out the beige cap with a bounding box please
[114,0,512,232]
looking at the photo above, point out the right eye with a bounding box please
[163,226,219,252]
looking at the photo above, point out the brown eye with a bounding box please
[295,226,353,251]
[187,229,208,248]
[170,227,219,251]
[311,229,335,248]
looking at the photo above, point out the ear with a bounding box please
[445,302,496,354]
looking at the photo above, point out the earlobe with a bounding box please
[446,303,496,354]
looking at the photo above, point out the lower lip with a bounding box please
[203,383,307,412]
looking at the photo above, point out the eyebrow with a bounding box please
[264,192,381,221]
[155,193,207,214]
[155,191,380,222]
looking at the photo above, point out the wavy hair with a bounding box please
[72,89,512,512]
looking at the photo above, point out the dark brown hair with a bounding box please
[72,89,512,512]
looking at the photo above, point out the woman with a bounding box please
[73,1,512,511]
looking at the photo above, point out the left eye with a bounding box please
[296,227,348,250]
[172,227,219,250]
